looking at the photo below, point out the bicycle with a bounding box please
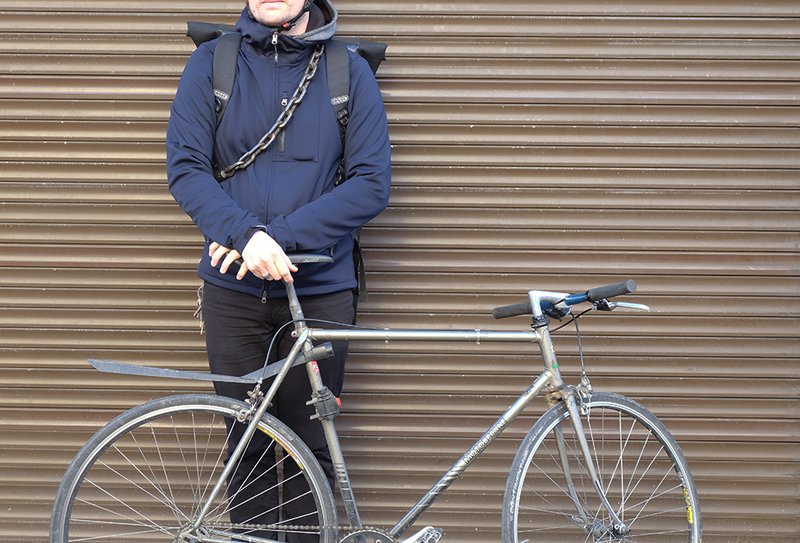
[50,253,702,543]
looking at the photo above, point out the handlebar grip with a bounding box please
[586,279,637,302]
[492,301,532,319]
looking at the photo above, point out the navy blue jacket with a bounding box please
[166,1,391,299]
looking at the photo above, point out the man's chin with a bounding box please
[250,2,291,25]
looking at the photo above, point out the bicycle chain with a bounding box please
[210,521,387,539]
[217,44,325,180]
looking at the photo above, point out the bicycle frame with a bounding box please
[195,283,626,540]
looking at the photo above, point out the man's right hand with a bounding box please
[209,231,298,282]
[240,230,298,283]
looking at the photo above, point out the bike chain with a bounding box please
[211,522,388,539]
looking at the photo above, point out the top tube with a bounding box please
[307,328,538,344]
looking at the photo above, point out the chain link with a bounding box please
[217,44,325,180]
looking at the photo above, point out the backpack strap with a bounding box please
[325,39,351,186]
[211,32,242,128]
[325,39,370,302]
[185,22,240,129]
[324,38,386,303]
[325,38,387,187]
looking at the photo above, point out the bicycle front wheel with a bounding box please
[502,391,701,542]
[51,394,337,543]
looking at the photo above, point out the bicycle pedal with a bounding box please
[398,526,443,543]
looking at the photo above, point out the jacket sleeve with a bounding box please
[166,44,263,253]
[266,53,391,252]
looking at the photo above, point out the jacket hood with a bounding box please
[237,0,337,49]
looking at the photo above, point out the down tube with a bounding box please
[388,370,553,539]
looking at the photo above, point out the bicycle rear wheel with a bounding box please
[51,394,337,543]
[502,391,701,542]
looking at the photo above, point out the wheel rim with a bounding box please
[513,398,698,542]
[58,401,331,542]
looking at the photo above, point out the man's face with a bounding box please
[247,0,307,27]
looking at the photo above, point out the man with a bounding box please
[166,0,391,538]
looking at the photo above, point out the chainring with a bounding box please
[339,528,399,543]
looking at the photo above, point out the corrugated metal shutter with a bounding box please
[0,1,797,541]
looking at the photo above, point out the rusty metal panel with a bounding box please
[0,0,797,541]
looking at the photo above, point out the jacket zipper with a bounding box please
[262,30,280,305]
[278,92,288,153]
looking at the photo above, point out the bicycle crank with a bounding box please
[399,526,444,543]
[201,523,443,543]
[339,526,443,543]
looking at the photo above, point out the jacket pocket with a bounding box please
[276,102,318,162]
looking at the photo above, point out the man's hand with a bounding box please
[209,232,297,282]
[242,231,298,282]
[209,241,243,276]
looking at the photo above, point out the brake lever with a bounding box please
[605,301,650,312]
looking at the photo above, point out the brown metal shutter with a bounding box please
[0,1,797,541]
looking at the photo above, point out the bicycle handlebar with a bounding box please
[229,252,334,271]
[492,279,637,320]
[492,301,535,320]
[586,279,637,302]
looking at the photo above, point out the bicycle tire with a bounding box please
[502,391,701,542]
[50,394,337,543]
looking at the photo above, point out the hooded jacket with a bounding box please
[166,0,391,299]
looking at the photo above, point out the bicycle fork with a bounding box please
[538,323,629,537]
[560,395,629,536]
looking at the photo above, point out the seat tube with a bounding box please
[306,359,362,530]
[286,282,363,529]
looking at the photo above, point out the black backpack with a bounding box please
[185,22,387,302]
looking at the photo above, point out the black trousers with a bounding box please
[202,282,353,541]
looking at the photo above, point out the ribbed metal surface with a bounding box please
[0,1,798,541]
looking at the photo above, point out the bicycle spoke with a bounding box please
[68,525,178,542]
[505,393,699,542]
[208,441,281,522]
[236,473,310,522]
[74,488,175,538]
[96,456,188,523]
[150,420,179,523]
[194,414,235,522]
[53,397,336,543]
[125,430,183,523]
